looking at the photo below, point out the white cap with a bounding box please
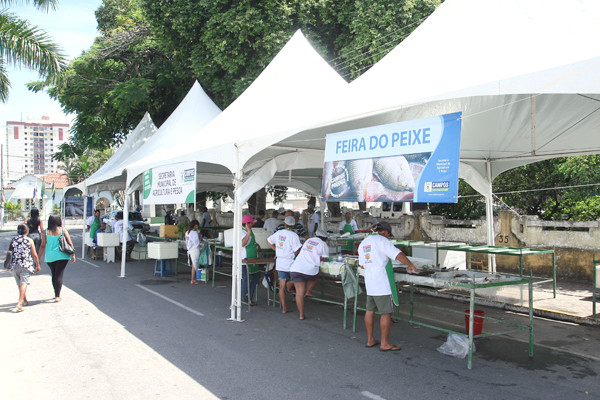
[284,216,295,226]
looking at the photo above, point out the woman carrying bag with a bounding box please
[9,224,41,312]
[39,215,76,302]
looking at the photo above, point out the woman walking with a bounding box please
[185,219,201,284]
[39,215,76,302]
[25,207,44,253]
[8,224,40,312]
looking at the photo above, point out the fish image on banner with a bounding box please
[322,113,461,203]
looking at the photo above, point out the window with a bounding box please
[14,127,18,139]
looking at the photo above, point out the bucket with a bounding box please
[464,309,485,335]
[196,268,204,281]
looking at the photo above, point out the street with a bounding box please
[1,232,598,400]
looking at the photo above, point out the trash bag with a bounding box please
[437,334,474,359]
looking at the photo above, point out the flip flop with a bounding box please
[365,341,380,348]
[380,346,401,352]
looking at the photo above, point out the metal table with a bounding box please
[354,268,533,370]
[269,259,359,329]
[435,244,556,297]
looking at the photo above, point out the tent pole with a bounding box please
[120,186,130,278]
[485,161,496,273]
[81,193,87,259]
[230,170,244,322]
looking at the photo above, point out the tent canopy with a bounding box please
[236,0,600,204]
[126,30,349,189]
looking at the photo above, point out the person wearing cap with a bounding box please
[289,229,329,320]
[263,210,281,234]
[358,221,419,352]
[267,215,302,313]
[307,204,319,236]
[241,214,261,305]
[276,210,308,239]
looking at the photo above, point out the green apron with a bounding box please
[244,229,259,273]
[90,217,101,239]
[385,260,399,306]
[341,223,355,252]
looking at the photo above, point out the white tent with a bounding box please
[125,31,349,321]
[237,0,600,251]
[115,81,222,276]
[83,112,158,193]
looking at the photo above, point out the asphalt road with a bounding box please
[1,232,598,400]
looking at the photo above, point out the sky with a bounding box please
[0,0,102,126]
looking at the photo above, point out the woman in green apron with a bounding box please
[89,210,101,258]
[339,212,359,254]
[241,215,261,305]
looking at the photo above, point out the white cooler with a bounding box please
[148,242,178,259]
[97,233,120,247]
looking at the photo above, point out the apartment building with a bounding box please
[5,116,69,181]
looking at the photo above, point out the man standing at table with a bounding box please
[267,216,302,313]
[358,221,419,352]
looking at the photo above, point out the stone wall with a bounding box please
[323,210,598,281]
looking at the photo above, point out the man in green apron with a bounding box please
[358,221,419,352]
[339,212,359,254]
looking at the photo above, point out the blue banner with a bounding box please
[322,112,461,203]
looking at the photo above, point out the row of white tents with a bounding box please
[69,0,600,321]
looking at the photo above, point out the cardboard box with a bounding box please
[160,225,180,238]
[148,242,178,259]
[97,233,120,247]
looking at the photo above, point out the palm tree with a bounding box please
[0,0,65,102]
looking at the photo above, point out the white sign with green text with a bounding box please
[143,162,196,204]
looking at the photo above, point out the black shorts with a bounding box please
[290,271,318,283]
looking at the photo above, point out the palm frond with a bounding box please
[0,1,58,12]
[0,12,66,77]
[0,56,10,101]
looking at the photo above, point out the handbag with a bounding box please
[58,233,75,255]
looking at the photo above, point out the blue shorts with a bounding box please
[277,270,291,281]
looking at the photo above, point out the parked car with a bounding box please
[102,210,150,231]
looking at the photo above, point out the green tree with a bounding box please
[0,0,65,101]
[429,179,486,220]
[33,0,191,158]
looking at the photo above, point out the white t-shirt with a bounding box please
[113,220,133,243]
[263,217,280,234]
[339,219,359,232]
[358,234,401,296]
[267,229,301,271]
[290,237,329,276]
[86,216,95,228]
[308,212,319,236]
[185,230,200,251]
[241,229,250,261]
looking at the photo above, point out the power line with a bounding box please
[458,182,600,199]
